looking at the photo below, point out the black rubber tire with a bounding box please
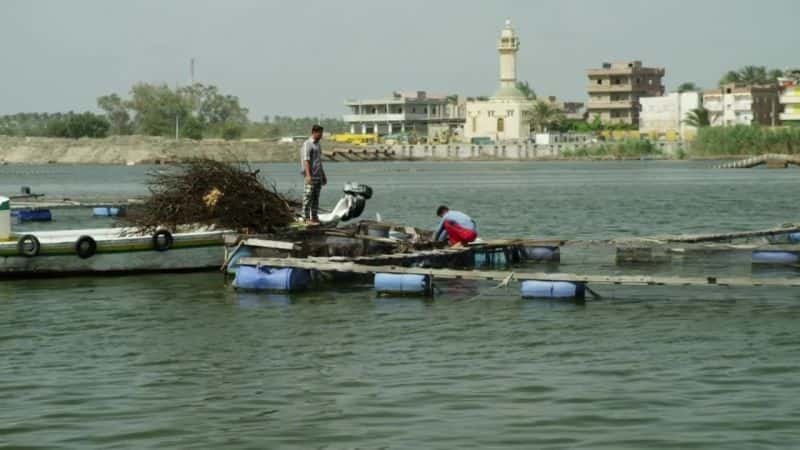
[152,230,173,252]
[75,235,97,259]
[17,234,40,257]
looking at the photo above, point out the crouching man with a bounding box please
[434,205,478,246]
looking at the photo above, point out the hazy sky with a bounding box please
[2,0,797,119]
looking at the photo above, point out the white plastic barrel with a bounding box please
[0,196,10,240]
[232,266,312,291]
[374,273,432,295]
[521,280,586,299]
[752,251,800,265]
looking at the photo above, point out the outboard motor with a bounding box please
[318,182,373,225]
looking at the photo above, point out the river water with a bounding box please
[1,161,799,449]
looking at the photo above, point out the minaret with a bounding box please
[497,19,519,90]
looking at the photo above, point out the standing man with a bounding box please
[301,125,327,224]
[434,205,478,246]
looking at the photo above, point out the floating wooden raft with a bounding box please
[237,256,800,288]
[629,224,800,244]
[715,154,800,169]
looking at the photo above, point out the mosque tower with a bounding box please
[498,19,519,89]
[494,19,524,99]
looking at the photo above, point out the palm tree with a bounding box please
[524,100,565,133]
[768,69,785,81]
[515,81,537,100]
[719,70,742,86]
[739,65,768,84]
[683,107,710,128]
[677,82,700,93]
[719,66,783,87]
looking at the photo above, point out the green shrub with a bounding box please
[181,116,204,140]
[562,139,660,159]
[220,122,244,140]
[46,112,110,138]
[690,125,800,156]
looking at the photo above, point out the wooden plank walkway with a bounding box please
[715,154,800,169]
[637,225,800,244]
[237,256,800,288]
[280,239,562,266]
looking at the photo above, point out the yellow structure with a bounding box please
[330,133,379,146]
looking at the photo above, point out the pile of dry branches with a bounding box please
[126,159,298,233]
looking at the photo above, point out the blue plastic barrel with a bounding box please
[521,280,586,299]
[474,249,508,268]
[92,207,120,217]
[524,246,559,261]
[789,232,800,244]
[752,251,800,265]
[374,273,432,295]
[233,266,312,291]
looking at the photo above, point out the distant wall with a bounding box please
[356,141,683,160]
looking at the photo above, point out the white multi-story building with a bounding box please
[343,91,463,137]
[702,83,780,127]
[778,77,800,126]
[463,20,531,142]
[639,92,701,139]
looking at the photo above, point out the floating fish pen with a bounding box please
[226,222,800,301]
[615,225,800,266]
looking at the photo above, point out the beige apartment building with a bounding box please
[702,83,779,127]
[586,61,665,125]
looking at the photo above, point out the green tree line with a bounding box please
[0,82,347,140]
[0,112,109,138]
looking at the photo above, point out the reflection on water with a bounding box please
[1,161,800,449]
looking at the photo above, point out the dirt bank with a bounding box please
[0,135,298,164]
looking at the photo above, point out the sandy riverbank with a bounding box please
[0,136,298,165]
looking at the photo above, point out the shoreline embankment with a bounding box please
[0,135,698,165]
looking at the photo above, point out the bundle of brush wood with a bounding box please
[127,159,298,233]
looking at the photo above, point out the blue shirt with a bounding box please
[435,210,476,241]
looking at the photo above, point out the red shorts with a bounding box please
[443,221,478,245]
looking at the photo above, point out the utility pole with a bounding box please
[175,114,180,140]
[190,58,196,84]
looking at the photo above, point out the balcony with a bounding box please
[587,84,633,93]
[343,113,407,122]
[780,112,800,121]
[780,94,800,104]
[586,100,636,110]
[587,83,663,94]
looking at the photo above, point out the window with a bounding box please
[471,117,476,132]
[596,79,602,85]
[488,110,495,117]
[507,110,514,117]
[497,117,505,132]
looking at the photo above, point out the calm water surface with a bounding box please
[1,161,799,449]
